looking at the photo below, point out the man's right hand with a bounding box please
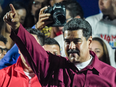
[3,4,20,30]
[35,6,53,30]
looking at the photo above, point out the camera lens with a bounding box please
[53,11,66,26]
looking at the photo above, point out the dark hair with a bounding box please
[0,1,27,33]
[92,37,110,65]
[63,18,92,40]
[28,0,48,11]
[0,1,26,18]
[42,0,51,7]
[0,35,7,44]
[27,28,45,46]
[63,0,84,18]
[25,0,51,28]
[44,37,60,49]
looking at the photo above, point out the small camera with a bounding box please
[44,3,66,27]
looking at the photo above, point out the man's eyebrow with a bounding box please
[73,38,82,41]
[64,38,82,41]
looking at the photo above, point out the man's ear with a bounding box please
[88,36,92,49]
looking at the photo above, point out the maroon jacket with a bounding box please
[10,24,116,87]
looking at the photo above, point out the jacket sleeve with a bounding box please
[10,24,66,83]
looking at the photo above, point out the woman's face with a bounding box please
[90,40,104,59]
[31,0,45,16]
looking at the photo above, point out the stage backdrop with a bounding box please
[77,0,100,18]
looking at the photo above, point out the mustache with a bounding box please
[68,49,80,54]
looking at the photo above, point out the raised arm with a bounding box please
[3,4,66,84]
[3,4,52,82]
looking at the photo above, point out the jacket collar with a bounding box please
[79,51,102,74]
[83,51,102,73]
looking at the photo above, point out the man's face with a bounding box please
[43,44,61,55]
[112,0,116,16]
[99,0,113,15]
[0,41,7,60]
[64,29,92,63]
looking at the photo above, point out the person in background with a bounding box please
[0,35,7,60]
[0,28,45,87]
[0,0,50,69]
[24,0,47,28]
[86,0,116,67]
[4,4,116,86]
[54,0,84,57]
[0,1,27,50]
[90,37,110,65]
[50,0,79,38]
[43,37,61,55]
[0,28,45,69]
[86,0,116,51]
[0,0,58,69]
[34,0,77,38]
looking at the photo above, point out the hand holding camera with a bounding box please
[36,3,66,29]
[35,6,53,30]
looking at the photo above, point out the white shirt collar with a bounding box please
[75,55,93,71]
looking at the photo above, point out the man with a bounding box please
[86,0,116,46]
[43,37,61,55]
[54,0,84,57]
[86,0,116,67]
[0,1,60,69]
[0,28,44,87]
[0,35,7,60]
[86,0,116,41]
[3,4,116,87]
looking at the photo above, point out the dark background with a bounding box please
[1,0,100,18]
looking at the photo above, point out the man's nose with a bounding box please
[69,41,76,49]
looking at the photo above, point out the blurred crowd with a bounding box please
[0,0,116,86]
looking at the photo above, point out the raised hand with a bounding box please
[3,4,20,30]
[35,6,53,30]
